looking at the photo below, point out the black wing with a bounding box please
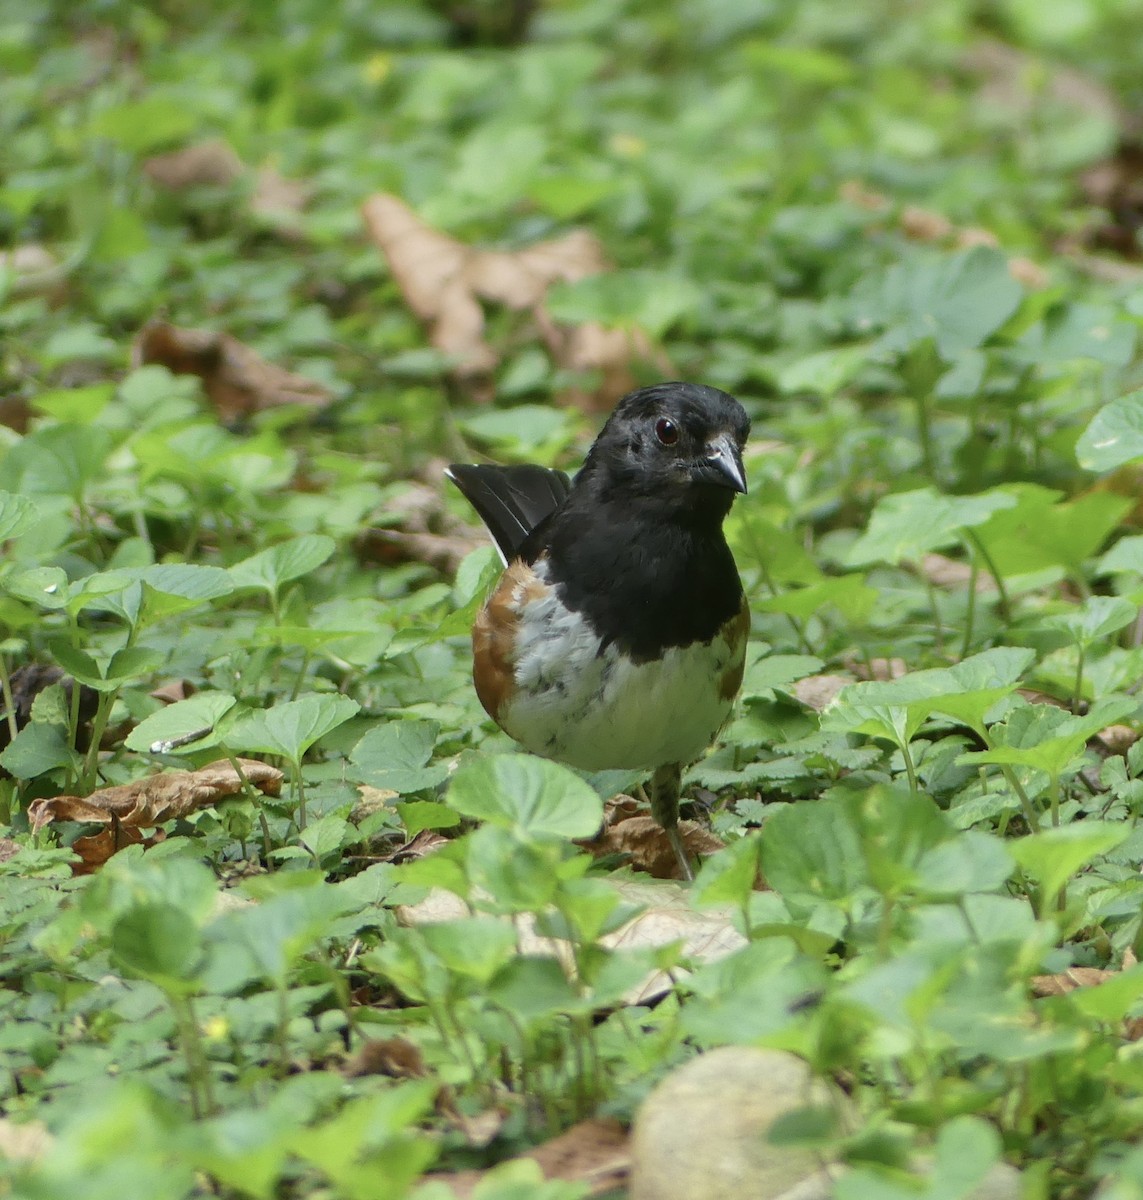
[446,463,573,563]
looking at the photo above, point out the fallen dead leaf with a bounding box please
[1032,966,1117,997]
[343,1036,426,1079]
[1095,724,1139,756]
[385,828,449,864]
[143,139,244,189]
[399,878,747,1006]
[357,477,489,575]
[143,140,309,239]
[423,1117,629,1199]
[350,785,400,823]
[362,193,667,408]
[133,320,332,422]
[581,814,724,881]
[921,552,998,592]
[149,679,197,705]
[29,759,282,871]
[0,1117,53,1164]
[838,179,1050,290]
[0,838,21,863]
[847,656,908,682]
[793,674,853,712]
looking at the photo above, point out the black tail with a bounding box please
[446,463,572,563]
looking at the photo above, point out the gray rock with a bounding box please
[629,1047,841,1200]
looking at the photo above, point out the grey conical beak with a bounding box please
[702,433,747,494]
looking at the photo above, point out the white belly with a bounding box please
[497,585,741,772]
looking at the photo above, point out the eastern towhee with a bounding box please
[447,381,750,879]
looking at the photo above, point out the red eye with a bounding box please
[655,417,679,446]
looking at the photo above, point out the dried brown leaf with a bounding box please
[149,679,197,704]
[792,674,853,712]
[362,193,660,406]
[29,759,282,835]
[1095,724,1139,755]
[250,165,310,220]
[134,320,331,421]
[0,1118,52,1164]
[71,826,159,874]
[385,828,449,864]
[143,139,245,189]
[1031,967,1117,997]
[0,838,21,863]
[921,553,998,592]
[424,1117,629,1199]
[343,1036,426,1079]
[901,206,953,242]
[582,813,723,880]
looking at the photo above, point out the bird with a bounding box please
[446,381,750,879]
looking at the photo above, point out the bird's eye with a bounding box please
[655,417,679,446]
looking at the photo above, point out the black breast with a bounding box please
[531,496,743,663]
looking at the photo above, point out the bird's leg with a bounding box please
[649,762,693,882]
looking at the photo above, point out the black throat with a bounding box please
[526,488,743,663]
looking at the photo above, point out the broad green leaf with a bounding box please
[125,692,238,753]
[485,955,588,1022]
[776,343,870,397]
[349,720,446,793]
[0,722,75,779]
[972,485,1131,577]
[420,918,518,983]
[299,814,352,860]
[682,939,826,1044]
[397,800,460,837]
[545,269,703,337]
[755,574,877,622]
[448,754,603,839]
[847,487,1016,567]
[879,246,1024,358]
[760,797,868,903]
[825,648,1033,739]
[89,94,199,152]
[1077,389,1143,472]
[1010,822,1131,908]
[1098,535,1143,576]
[1069,963,1143,1022]
[0,490,38,541]
[111,902,204,992]
[1046,595,1137,647]
[230,694,360,761]
[229,534,336,596]
[135,564,236,625]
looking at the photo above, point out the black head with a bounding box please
[579,382,750,518]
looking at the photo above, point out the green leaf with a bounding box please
[448,755,603,839]
[847,487,1015,566]
[1078,389,1143,472]
[349,720,446,793]
[420,917,518,984]
[111,902,204,992]
[229,534,336,596]
[1045,594,1137,647]
[1010,822,1131,908]
[879,246,1024,358]
[230,694,360,761]
[397,800,461,837]
[125,692,238,754]
[972,485,1132,577]
[0,722,76,779]
[760,797,868,903]
[0,490,38,541]
[298,814,353,860]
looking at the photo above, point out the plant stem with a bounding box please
[81,688,119,791]
[0,654,17,742]
[959,545,979,661]
[1071,643,1085,715]
[964,530,1011,623]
